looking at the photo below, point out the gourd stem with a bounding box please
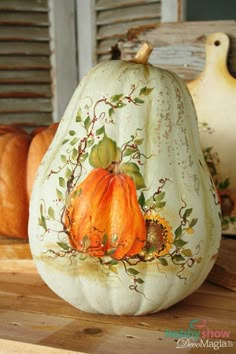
[132,41,153,64]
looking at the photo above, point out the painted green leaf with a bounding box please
[62,139,69,145]
[84,116,91,131]
[120,162,146,190]
[87,138,94,147]
[136,278,144,284]
[59,177,65,188]
[56,189,63,200]
[116,101,126,108]
[218,178,230,190]
[80,152,88,162]
[72,148,78,160]
[138,192,145,209]
[61,155,67,163]
[134,97,144,104]
[183,208,193,220]
[96,125,105,136]
[76,108,82,122]
[102,233,109,247]
[69,130,76,136]
[107,259,119,266]
[174,239,188,248]
[172,254,185,263]
[70,137,79,146]
[154,192,165,202]
[144,196,154,208]
[82,235,90,249]
[127,268,140,276]
[158,257,168,266]
[109,107,115,117]
[48,206,55,219]
[38,215,47,231]
[57,242,70,250]
[123,146,138,157]
[174,225,182,239]
[139,87,154,96]
[110,94,123,102]
[133,138,144,146]
[181,248,193,257]
[189,218,198,227]
[154,201,166,209]
[65,167,72,179]
[89,134,121,169]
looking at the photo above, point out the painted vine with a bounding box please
[38,83,203,293]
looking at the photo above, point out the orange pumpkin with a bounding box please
[0,125,31,238]
[27,123,58,198]
[0,123,58,239]
[65,167,146,260]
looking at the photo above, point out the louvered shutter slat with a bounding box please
[0,42,50,55]
[95,0,161,62]
[96,3,161,25]
[0,84,51,98]
[96,0,159,11]
[0,98,51,113]
[0,70,51,84]
[0,0,52,126]
[0,0,48,12]
[0,12,49,26]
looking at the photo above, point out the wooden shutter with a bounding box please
[0,0,52,127]
[95,0,161,63]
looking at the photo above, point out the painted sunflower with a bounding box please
[141,213,173,259]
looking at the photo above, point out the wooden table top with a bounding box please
[0,260,235,354]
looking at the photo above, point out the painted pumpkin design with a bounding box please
[65,167,146,260]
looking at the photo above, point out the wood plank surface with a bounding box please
[0,260,235,353]
[0,236,31,260]
[119,20,236,81]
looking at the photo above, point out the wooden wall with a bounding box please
[119,20,236,81]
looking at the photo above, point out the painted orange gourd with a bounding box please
[65,167,146,260]
[0,123,58,238]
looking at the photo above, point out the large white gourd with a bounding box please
[29,42,221,315]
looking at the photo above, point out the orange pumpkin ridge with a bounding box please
[65,168,146,259]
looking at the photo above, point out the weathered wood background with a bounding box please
[119,20,236,81]
[0,0,52,126]
[95,0,162,63]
